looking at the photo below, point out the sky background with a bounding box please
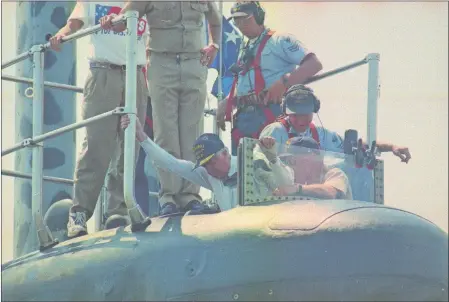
[2,2,448,263]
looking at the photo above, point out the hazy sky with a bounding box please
[1,2,448,263]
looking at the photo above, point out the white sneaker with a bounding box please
[67,211,88,238]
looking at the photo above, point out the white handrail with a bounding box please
[1,15,126,70]
[122,11,151,229]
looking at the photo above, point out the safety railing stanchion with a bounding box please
[30,46,58,251]
[123,10,151,231]
[366,53,380,146]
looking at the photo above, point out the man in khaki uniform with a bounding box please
[49,2,149,238]
[117,1,222,215]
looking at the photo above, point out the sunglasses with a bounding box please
[232,15,253,25]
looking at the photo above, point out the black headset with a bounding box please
[282,84,321,114]
[252,2,266,25]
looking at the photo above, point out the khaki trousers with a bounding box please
[72,67,148,218]
[147,52,207,208]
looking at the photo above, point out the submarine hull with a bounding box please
[2,200,448,301]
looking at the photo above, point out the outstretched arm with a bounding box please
[374,141,411,163]
[121,115,213,190]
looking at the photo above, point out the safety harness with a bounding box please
[276,116,320,146]
[225,30,278,145]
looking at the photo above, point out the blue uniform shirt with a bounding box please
[236,30,309,96]
[260,119,345,153]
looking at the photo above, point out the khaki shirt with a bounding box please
[126,1,221,53]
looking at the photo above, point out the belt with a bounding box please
[235,91,268,107]
[89,62,144,71]
[150,51,202,61]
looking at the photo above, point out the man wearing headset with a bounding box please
[216,1,323,155]
[262,84,412,202]
[261,84,412,162]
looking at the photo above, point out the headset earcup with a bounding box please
[258,10,265,25]
[314,98,321,113]
[253,1,265,25]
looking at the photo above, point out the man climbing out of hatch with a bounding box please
[49,1,149,238]
[270,136,353,200]
[100,1,223,216]
[215,1,323,155]
[261,84,412,162]
[262,84,412,201]
[120,115,292,213]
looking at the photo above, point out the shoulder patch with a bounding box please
[280,33,302,52]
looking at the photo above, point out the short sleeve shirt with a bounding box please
[323,168,353,200]
[236,31,309,96]
[69,2,148,65]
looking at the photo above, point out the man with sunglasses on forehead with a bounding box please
[216,1,323,155]
[120,115,291,212]
[273,136,353,200]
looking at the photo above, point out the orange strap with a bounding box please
[309,122,320,146]
[277,116,321,146]
[224,30,276,122]
[251,30,275,94]
[225,76,238,122]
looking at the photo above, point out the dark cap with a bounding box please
[283,84,318,115]
[192,133,225,169]
[279,136,321,159]
[228,2,260,20]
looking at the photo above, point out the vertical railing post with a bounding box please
[366,53,380,145]
[31,46,58,250]
[366,53,380,203]
[123,10,151,231]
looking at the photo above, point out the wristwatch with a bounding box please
[210,43,220,50]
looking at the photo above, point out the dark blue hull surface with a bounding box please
[2,200,448,301]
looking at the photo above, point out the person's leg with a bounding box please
[147,53,183,213]
[106,70,148,217]
[175,57,207,208]
[231,104,282,154]
[69,68,123,238]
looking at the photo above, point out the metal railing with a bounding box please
[1,11,151,252]
[1,8,381,253]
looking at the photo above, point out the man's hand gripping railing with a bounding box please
[1,15,126,70]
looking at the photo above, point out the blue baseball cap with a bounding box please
[228,2,260,20]
[279,136,321,159]
[283,84,317,115]
[192,133,225,169]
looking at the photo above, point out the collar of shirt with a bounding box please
[222,156,238,187]
[286,117,308,136]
